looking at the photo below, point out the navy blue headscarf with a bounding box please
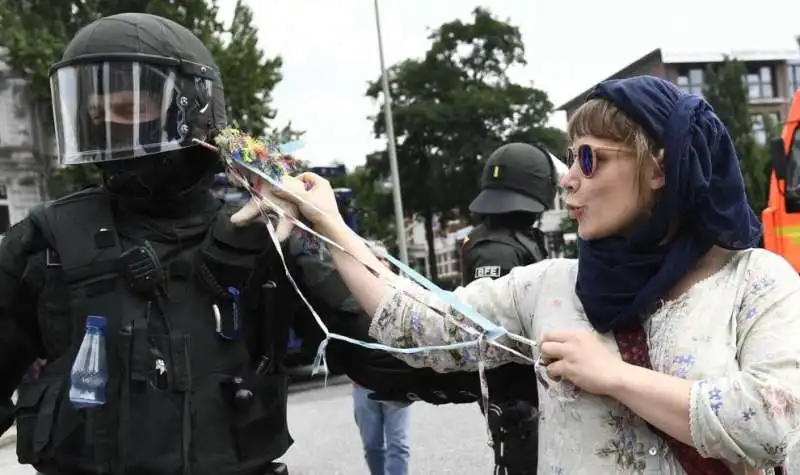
[575,76,762,334]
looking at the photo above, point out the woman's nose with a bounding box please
[560,165,579,191]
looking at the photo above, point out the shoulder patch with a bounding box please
[46,248,61,267]
[474,265,501,279]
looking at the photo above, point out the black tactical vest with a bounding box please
[461,224,547,284]
[15,188,294,475]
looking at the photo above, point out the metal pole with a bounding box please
[373,0,409,265]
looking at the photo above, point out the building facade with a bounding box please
[0,48,51,241]
[558,48,800,145]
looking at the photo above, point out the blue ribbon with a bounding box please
[230,157,509,371]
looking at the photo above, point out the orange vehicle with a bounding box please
[762,89,800,271]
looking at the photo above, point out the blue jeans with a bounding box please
[352,385,411,475]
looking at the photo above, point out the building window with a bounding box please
[744,66,775,99]
[751,112,782,145]
[0,184,9,236]
[789,64,800,95]
[677,68,704,96]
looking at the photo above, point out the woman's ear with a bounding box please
[649,149,666,191]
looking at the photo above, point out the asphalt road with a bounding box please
[1,380,495,474]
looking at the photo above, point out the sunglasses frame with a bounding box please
[565,145,630,178]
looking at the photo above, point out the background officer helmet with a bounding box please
[49,13,227,198]
[469,143,558,216]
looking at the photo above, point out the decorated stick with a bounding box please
[196,129,318,250]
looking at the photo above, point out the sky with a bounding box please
[217,0,800,169]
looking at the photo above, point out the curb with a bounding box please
[0,377,349,451]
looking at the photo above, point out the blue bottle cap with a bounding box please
[85,315,107,330]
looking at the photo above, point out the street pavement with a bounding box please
[1,380,494,474]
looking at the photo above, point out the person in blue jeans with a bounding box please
[352,382,411,475]
[351,244,412,475]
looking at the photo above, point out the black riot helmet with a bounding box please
[469,143,558,215]
[49,13,227,198]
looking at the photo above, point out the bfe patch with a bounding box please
[474,266,501,279]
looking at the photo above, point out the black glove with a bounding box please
[364,354,484,406]
[370,361,540,406]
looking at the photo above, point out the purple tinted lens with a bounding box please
[578,145,594,176]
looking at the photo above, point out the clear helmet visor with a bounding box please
[50,61,210,165]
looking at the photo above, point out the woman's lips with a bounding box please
[567,205,584,220]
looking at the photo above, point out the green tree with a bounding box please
[212,0,283,136]
[703,57,770,214]
[365,7,565,280]
[559,215,578,258]
[0,0,290,197]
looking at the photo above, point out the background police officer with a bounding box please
[461,142,559,475]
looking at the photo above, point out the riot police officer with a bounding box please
[0,13,526,475]
[462,142,559,475]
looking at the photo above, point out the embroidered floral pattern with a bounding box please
[760,384,797,420]
[750,274,777,295]
[763,442,789,466]
[672,354,696,378]
[707,386,724,415]
[367,250,800,474]
[596,410,648,472]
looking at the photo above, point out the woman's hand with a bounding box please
[539,330,627,396]
[273,172,345,231]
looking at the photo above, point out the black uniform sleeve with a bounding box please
[286,233,361,313]
[321,308,537,405]
[288,233,537,405]
[0,219,45,435]
[463,241,526,285]
[459,238,540,407]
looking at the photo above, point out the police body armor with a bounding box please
[462,224,546,475]
[16,188,293,475]
[461,225,546,284]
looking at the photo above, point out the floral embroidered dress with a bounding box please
[369,249,800,474]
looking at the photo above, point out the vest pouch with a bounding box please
[15,379,49,464]
[38,277,73,358]
[15,378,82,466]
[227,372,291,463]
[124,334,184,473]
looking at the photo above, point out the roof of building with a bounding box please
[662,49,800,64]
[556,47,800,112]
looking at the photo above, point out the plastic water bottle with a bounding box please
[69,315,108,408]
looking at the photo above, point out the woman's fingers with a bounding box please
[295,172,323,186]
[539,340,568,361]
[545,359,566,382]
[273,180,307,202]
[230,197,265,226]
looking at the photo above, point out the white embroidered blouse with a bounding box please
[368,249,800,474]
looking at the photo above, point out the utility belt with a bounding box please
[487,400,539,475]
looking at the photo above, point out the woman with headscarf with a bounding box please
[274,76,800,474]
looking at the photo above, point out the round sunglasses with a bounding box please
[566,144,629,178]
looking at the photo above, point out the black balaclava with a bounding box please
[98,144,220,215]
